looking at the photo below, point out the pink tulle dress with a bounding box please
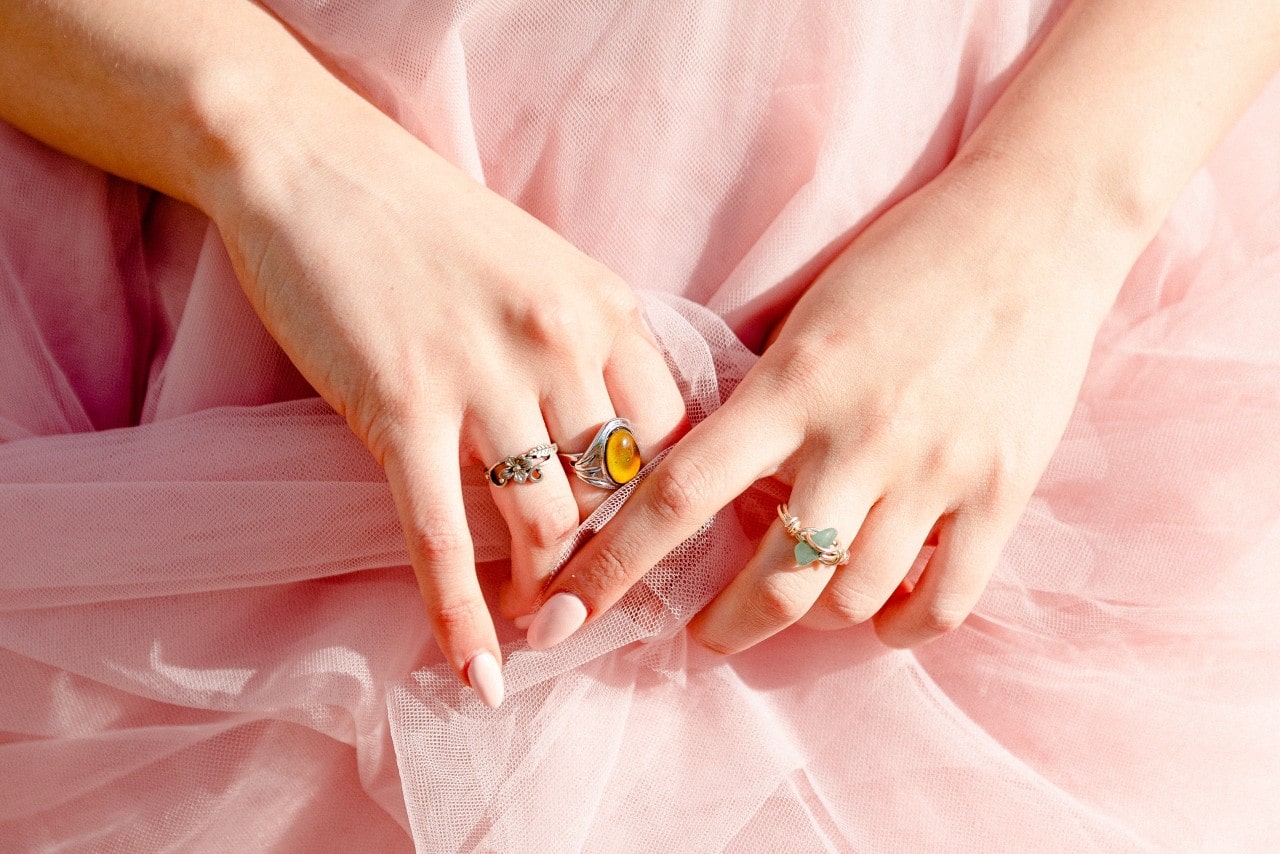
[3,1,1279,850]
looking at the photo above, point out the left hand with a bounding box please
[525,151,1141,653]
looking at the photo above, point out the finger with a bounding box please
[872,506,1016,648]
[799,497,943,631]
[687,462,876,654]
[542,370,628,514]
[383,420,504,708]
[603,327,688,459]
[526,391,794,651]
[468,399,581,623]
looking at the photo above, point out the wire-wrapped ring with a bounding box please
[778,503,849,567]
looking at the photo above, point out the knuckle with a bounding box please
[522,273,634,355]
[600,281,640,320]
[744,580,809,627]
[859,384,907,426]
[520,303,592,359]
[849,393,913,451]
[408,520,470,563]
[429,595,485,638]
[587,267,625,308]
[521,497,580,551]
[919,436,1023,507]
[349,387,408,466]
[920,438,963,480]
[921,601,969,635]
[982,443,1027,506]
[767,342,830,396]
[585,540,632,593]
[690,626,738,657]
[648,456,713,523]
[821,583,881,626]
[354,379,448,470]
[930,434,1028,509]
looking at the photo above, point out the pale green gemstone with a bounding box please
[794,542,821,566]
[811,528,838,548]
[794,528,839,566]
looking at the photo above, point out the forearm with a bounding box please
[0,0,381,219]
[952,0,1280,268]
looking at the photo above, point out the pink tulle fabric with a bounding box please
[3,1,1280,850]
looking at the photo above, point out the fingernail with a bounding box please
[466,651,505,709]
[526,592,588,651]
[512,614,534,630]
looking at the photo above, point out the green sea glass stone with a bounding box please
[794,542,820,566]
[793,528,839,566]
[811,528,838,548]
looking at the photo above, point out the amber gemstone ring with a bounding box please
[561,418,643,489]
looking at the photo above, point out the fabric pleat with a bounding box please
[2,1,1279,850]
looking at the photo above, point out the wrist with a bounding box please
[932,143,1149,320]
[178,61,270,221]
[185,52,405,237]
[187,71,321,229]
[955,130,1169,244]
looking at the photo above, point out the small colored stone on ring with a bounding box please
[604,427,642,485]
[811,528,839,549]
[794,542,822,566]
[794,528,840,566]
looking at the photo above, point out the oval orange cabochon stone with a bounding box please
[604,428,641,485]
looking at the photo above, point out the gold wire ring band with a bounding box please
[778,503,850,567]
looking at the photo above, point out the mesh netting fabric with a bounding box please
[3,1,1280,850]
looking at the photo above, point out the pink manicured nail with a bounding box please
[512,614,534,631]
[527,592,588,651]
[466,652,504,709]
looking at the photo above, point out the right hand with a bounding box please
[204,96,686,706]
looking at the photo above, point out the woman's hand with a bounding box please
[0,0,682,705]
[207,96,685,705]
[524,151,1140,653]
[523,0,1280,656]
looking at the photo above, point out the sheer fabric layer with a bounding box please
[2,1,1279,850]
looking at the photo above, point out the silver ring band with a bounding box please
[487,443,558,487]
[561,418,642,489]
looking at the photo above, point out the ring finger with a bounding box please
[687,465,879,655]
[799,495,943,631]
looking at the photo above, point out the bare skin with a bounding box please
[0,0,688,707]
[529,0,1280,655]
[3,1,1279,708]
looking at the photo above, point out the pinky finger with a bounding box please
[383,421,505,708]
[872,508,1017,648]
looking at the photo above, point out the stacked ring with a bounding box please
[561,418,643,489]
[487,443,558,487]
[778,503,850,567]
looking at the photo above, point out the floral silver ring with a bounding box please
[487,443,558,487]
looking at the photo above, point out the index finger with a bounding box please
[525,396,793,650]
